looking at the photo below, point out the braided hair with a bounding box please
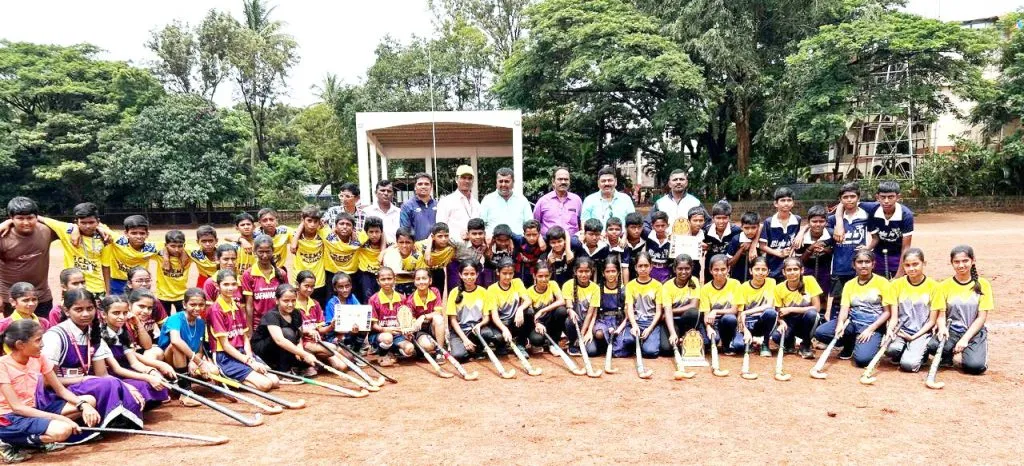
[782,256,805,295]
[572,256,595,318]
[253,235,286,283]
[98,294,133,349]
[950,245,982,295]
[62,288,102,347]
[454,261,481,305]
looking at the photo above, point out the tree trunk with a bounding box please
[735,104,752,174]
[315,181,330,197]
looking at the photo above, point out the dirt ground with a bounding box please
[36,212,1024,465]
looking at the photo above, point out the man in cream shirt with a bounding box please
[435,165,481,240]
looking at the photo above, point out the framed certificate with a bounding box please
[333,305,372,332]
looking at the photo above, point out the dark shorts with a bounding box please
[215,351,263,382]
[368,332,406,353]
[0,399,65,445]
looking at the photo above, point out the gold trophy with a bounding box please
[680,328,709,367]
[669,217,700,261]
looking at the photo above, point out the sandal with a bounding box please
[378,355,396,367]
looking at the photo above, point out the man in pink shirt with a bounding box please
[532,167,582,236]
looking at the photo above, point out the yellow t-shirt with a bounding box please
[293,230,326,288]
[358,243,385,274]
[323,229,364,274]
[446,285,489,330]
[154,254,189,301]
[699,278,742,315]
[417,239,456,271]
[268,226,293,268]
[940,277,993,333]
[40,218,106,294]
[625,279,662,323]
[890,276,943,334]
[101,236,159,281]
[739,278,777,313]
[186,244,219,280]
[659,278,700,313]
[382,245,423,285]
[526,282,562,311]
[235,238,256,275]
[773,276,823,308]
[488,279,527,322]
[561,280,599,321]
[840,274,895,325]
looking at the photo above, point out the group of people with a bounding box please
[0,164,993,461]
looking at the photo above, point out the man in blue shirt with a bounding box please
[399,172,437,241]
[580,166,635,229]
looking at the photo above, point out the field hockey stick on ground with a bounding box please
[925,334,948,390]
[859,333,894,385]
[176,373,283,415]
[740,342,758,380]
[338,343,398,384]
[633,335,653,379]
[206,372,306,409]
[80,426,228,445]
[572,320,602,378]
[318,342,383,390]
[671,342,696,380]
[810,319,848,379]
[413,339,454,378]
[267,369,368,398]
[312,359,379,391]
[426,335,479,380]
[774,327,792,381]
[163,378,264,426]
[603,330,619,374]
[543,333,586,376]
[474,330,516,379]
[507,340,542,376]
[706,325,729,377]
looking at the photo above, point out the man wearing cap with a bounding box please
[480,167,533,237]
[533,167,583,236]
[435,164,481,241]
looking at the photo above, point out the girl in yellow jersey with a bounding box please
[560,257,600,356]
[662,254,703,350]
[813,250,893,367]
[446,261,493,361]
[700,254,743,355]
[936,245,991,375]
[356,217,387,303]
[738,257,777,357]
[487,258,532,354]
[883,248,942,372]
[526,262,566,353]
[773,257,822,359]
[620,253,663,358]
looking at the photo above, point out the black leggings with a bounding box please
[449,326,504,361]
[659,309,704,355]
[530,306,568,348]
[253,327,302,372]
[501,308,536,347]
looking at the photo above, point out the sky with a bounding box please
[0,0,1020,107]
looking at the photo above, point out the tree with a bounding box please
[495,0,706,183]
[293,103,354,195]
[98,94,246,219]
[772,8,995,159]
[431,0,531,62]
[0,41,164,210]
[971,11,1024,133]
[147,11,237,100]
[229,0,299,164]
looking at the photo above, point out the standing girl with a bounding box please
[661,255,703,351]
[526,263,567,353]
[813,250,893,367]
[251,284,319,378]
[242,235,288,333]
[936,245,991,375]
[0,319,101,458]
[772,257,823,359]
[202,244,240,304]
[487,258,533,353]
[208,270,279,391]
[884,248,942,372]
[619,253,663,358]
[738,257,778,357]
[700,255,743,355]
[97,295,171,409]
[41,289,144,439]
[560,257,599,356]
[594,259,627,357]
[446,262,492,361]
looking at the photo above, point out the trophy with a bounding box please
[669,217,700,261]
[680,328,709,367]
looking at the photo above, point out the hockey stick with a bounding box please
[474,330,515,379]
[740,342,758,380]
[163,379,264,426]
[176,373,282,415]
[413,339,454,378]
[318,342,384,390]
[706,324,729,377]
[426,335,478,380]
[810,319,848,379]
[80,427,228,445]
[543,333,586,376]
[859,333,894,385]
[206,372,306,409]
[338,343,397,384]
[633,334,653,379]
[573,320,602,378]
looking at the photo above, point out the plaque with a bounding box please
[669,218,700,260]
[333,305,372,332]
[681,328,709,367]
[397,304,416,334]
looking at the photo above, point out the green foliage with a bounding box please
[913,138,1024,197]
[294,103,355,194]
[722,163,790,201]
[253,149,311,208]
[146,11,237,100]
[971,9,1024,132]
[98,94,246,209]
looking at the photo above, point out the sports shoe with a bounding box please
[301,366,317,378]
[0,442,30,463]
[799,345,815,359]
[529,345,545,355]
[838,346,854,360]
[759,346,772,358]
[567,345,581,356]
[39,443,65,453]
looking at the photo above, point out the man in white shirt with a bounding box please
[480,167,533,236]
[646,169,702,229]
[362,179,402,243]
[435,165,481,241]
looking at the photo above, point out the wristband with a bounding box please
[75,400,87,411]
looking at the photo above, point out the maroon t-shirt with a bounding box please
[0,223,57,303]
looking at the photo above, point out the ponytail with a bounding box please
[98,295,133,348]
[950,245,982,295]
